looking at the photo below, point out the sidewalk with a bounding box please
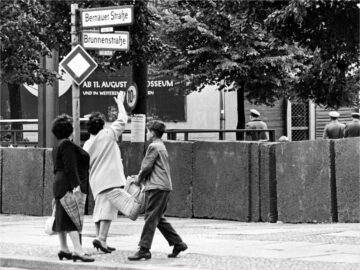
[0,214,359,270]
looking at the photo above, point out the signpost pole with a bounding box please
[132,61,148,116]
[71,3,80,144]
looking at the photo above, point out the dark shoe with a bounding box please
[128,250,151,261]
[93,239,111,253]
[58,250,72,260]
[107,245,116,252]
[168,242,188,258]
[72,253,95,262]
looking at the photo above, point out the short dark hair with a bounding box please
[146,120,165,138]
[87,112,105,135]
[51,114,73,139]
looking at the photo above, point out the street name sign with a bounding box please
[82,31,129,51]
[80,5,133,28]
[59,45,98,85]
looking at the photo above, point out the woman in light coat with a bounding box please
[83,92,128,253]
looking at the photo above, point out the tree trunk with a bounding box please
[8,83,23,142]
[236,82,246,140]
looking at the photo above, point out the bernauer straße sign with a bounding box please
[80,5,133,28]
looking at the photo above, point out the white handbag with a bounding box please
[125,176,145,214]
[106,188,142,221]
[44,202,57,235]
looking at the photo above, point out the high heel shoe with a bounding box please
[58,250,72,260]
[107,245,116,252]
[72,253,95,262]
[92,239,111,253]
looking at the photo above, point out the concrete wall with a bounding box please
[334,138,360,222]
[0,148,2,213]
[259,143,278,223]
[0,138,359,223]
[165,141,193,218]
[192,141,250,221]
[2,148,45,215]
[275,140,332,223]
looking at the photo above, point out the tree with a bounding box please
[157,0,299,136]
[266,0,360,108]
[1,0,165,139]
[1,0,70,140]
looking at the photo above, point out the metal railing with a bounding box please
[0,119,38,147]
[1,119,275,147]
[166,129,275,142]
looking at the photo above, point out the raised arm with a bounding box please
[110,91,129,138]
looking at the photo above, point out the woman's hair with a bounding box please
[87,112,106,135]
[146,120,166,138]
[51,114,73,139]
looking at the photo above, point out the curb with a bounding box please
[0,255,210,270]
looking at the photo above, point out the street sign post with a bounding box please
[59,44,98,86]
[82,31,129,51]
[80,5,133,28]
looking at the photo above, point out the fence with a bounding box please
[1,119,275,146]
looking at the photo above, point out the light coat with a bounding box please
[83,113,128,199]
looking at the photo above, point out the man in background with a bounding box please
[344,112,360,138]
[322,111,345,139]
[245,109,269,141]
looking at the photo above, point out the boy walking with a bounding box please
[128,120,187,260]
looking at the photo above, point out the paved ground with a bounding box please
[0,214,359,270]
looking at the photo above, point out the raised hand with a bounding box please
[114,91,126,105]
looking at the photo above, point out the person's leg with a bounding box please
[57,232,74,260]
[156,192,183,246]
[92,191,117,253]
[128,190,166,260]
[68,231,95,262]
[98,220,111,247]
[158,217,183,245]
[68,231,83,255]
[139,190,167,249]
[58,231,70,252]
[95,221,100,238]
[156,192,187,258]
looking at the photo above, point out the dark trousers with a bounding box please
[139,189,182,249]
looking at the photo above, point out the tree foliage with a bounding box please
[0,0,66,85]
[266,0,360,108]
[0,0,165,84]
[158,0,299,106]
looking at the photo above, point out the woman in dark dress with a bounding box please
[51,114,94,262]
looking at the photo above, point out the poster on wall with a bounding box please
[80,72,186,122]
[80,70,131,121]
[0,68,186,123]
[130,114,146,142]
[147,76,186,122]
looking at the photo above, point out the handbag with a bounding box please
[125,176,145,214]
[44,201,56,236]
[106,188,142,221]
